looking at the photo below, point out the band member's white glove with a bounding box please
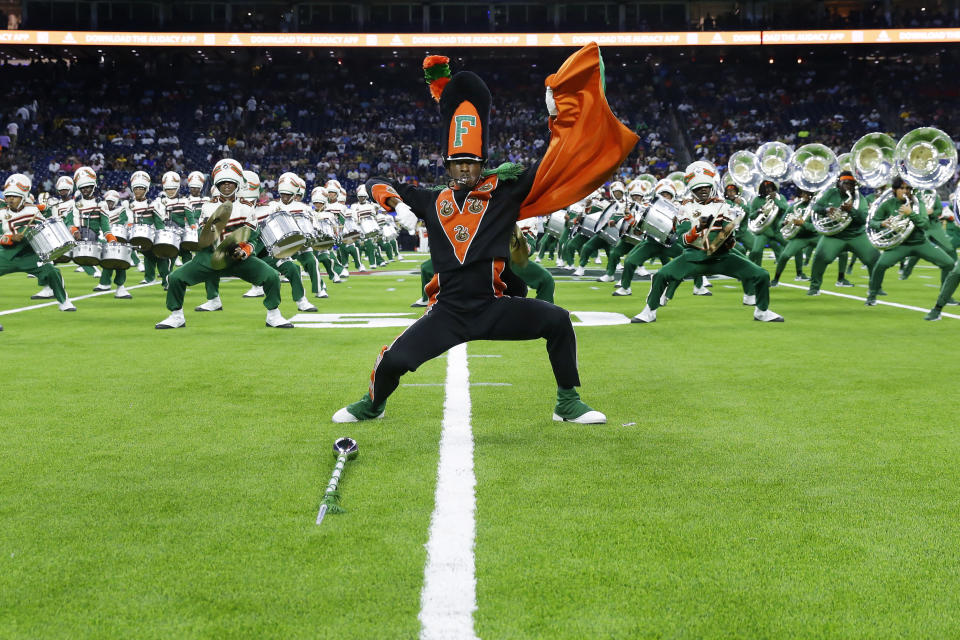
[394,201,418,234]
[545,87,558,117]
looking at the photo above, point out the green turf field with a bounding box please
[1,252,959,639]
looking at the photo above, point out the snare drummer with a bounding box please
[1,174,75,311]
[290,176,328,299]
[329,182,363,271]
[156,159,293,329]
[350,185,383,269]
[574,180,628,277]
[31,175,76,299]
[93,189,132,298]
[156,171,199,264]
[310,186,345,282]
[64,166,104,279]
[127,171,170,288]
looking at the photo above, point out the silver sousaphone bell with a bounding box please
[851,132,896,189]
[789,143,844,235]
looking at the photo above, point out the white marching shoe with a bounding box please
[659,292,669,307]
[155,309,185,329]
[693,285,712,296]
[243,285,264,298]
[58,299,77,312]
[573,266,586,276]
[597,274,615,282]
[742,294,757,306]
[612,287,632,296]
[31,286,54,299]
[265,308,294,328]
[556,259,566,268]
[137,262,145,272]
[297,297,318,312]
[195,296,223,312]
[411,297,428,307]
[74,266,85,273]
[636,266,650,277]
[339,270,350,279]
[92,269,102,278]
[332,273,342,283]
[533,256,542,263]
[702,276,712,287]
[754,308,784,322]
[115,285,132,299]
[93,284,111,292]
[553,409,607,424]
[594,256,602,264]
[631,305,656,323]
[315,288,329,299]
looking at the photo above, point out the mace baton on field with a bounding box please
[316,437,359,526]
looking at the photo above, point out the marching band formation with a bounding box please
[3,127,960,332]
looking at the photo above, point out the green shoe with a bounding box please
[553,388,606,424]
[332,395,386,423]
[924,307,942,321]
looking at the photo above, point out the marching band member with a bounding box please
[31,175,76,299]
[64,166,103,279]
[93,189,132,298]
[806,172,880,296]
[865,177,955,306]
[156,171,198,264]
[326,182,362,272]
[156,159,293,329]
[771,189,820,286]
[599,181,648,282]
[558,201,588,269]
[1,174,75,311]
[574,181,627,277]
[899,188,957,280]
[291,176,329,298]
[613,179,709,297]
[310,186,345,282]
[536,210,563,263]
[127,171,170,288]
[746,179,788,267]
[332,46,636,423]
[631,162,783,323]
[350,185,383,269]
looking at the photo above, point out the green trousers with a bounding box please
[143,250,171,286]
[604,238,633,277]
[262,256,306,302]
[577,234,612,267]
[510,260,556,303]
[646,250,771,312]
[99,267,127,287]
[869,242,954,296]
[296,250,324,295]
[773,236,819,282]
[935,260,960,307]
[166,248,281,312]
[747,230,785,266]
[362,238,380,266]
[0,250,67,303]
[339,243,362,269]
[537,234,558,260]
[809,234,880,291]
[561,233,588,265]
[620,240,678,289]
[315,249,345,279]
[902,225,957,278]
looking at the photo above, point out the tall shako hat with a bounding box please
[424,56,491,162]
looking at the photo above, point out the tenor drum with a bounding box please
[100,242,133,270]
[545,211,566,240]
[109,223,129,243]
[312,220,337,251]
[72,241,103,266]
[598,222,621,246]
[180,227,200,251]
[129,224,156,250]
[260,212,306,258]
[640,199,678,246]
[341,219,362,242]
[23,217,76,262]
[359,215,380,240]
[152,228,182,258]
[292,213,316,246]
[579,212,602,238]
[382,224,399,241]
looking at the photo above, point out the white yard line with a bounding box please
[775,282,960,319]
[419,343,480,640]
[0,280,161,316]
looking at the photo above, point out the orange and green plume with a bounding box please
[423,55,451,103]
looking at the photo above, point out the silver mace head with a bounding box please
[333,437,359,460]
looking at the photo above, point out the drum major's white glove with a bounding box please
[545,87,558,117]
[394,201,418,234]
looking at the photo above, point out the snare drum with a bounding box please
[381,224,398,241]
[180,227,200,251]
[100,242,133,270]
[129,224,156,250]
[579,212,602,238]
[291,213,315,246]
[545,211,567,240]
[598,223,620,246]
[312,220,337,251]
[260,212,306,258]
[23,217,76,262]
[359,215,380,240]
[72,241,103,266]
[152,228,182,259]
[109,223,129,243]
[640,199,678,246]
[341,219,362,243]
